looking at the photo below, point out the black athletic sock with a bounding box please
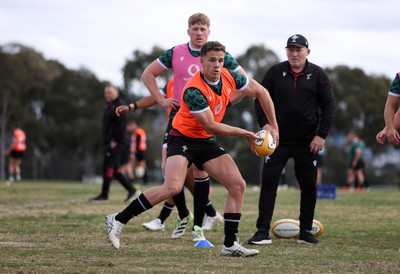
[223,213,241,247]
[193,177,210,227]
[116,193,153,224]
[100,176,112,198]
[172,188,189,219]
[157,202,175,224]
[205,200,216,217]
[114,171,136,193]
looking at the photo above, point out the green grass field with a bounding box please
[1,180,399,273]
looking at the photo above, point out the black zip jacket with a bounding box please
[102,97,129,148]
[255,60,336,145]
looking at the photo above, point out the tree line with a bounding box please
[0,43,397,186]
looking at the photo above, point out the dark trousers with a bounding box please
[256,144,317,232]
[101,144,135,197]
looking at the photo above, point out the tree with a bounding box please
[122,46,171,97]
[0,43,64,179]
[236,44,280,82]
[326,66,390,150]
[40,68,105,178]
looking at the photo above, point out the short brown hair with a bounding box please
[188,13,210,28]
[200,41,225,57]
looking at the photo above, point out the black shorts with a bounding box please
[317,154,323,167]
[105,144,129,168]
[349,159,364,170]
[163,119,173,145]
[10,150,24,159]
[135,151,146,161]
[167,135,227,170]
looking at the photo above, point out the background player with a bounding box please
[89,84,140,203]
[6,124,26,183]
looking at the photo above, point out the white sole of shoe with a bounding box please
[248,239,272,245]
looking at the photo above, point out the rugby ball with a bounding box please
[253,130,276,157]
[271,218,300,239]
[135,166,145,178]
[311,219,324,237]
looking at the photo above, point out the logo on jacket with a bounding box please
[282,72,287,77]
[307,74,312,80]
[182,145,188,153]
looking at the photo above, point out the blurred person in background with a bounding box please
[89,84,140,203]
[346,132,366,191]
[5,124,26,184]
[127,120,148,185]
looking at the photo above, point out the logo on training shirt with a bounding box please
[282,72,287,77]
[182,145,188,153]
[313,160,317,167]
[307,74,312,80]
[265,155,271,163]
[188,64,201,77]
[214,103,222,116]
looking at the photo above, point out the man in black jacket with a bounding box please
[90,84,140,203]
[248,34,336,245]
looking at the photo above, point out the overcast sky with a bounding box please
[1,0,399,90]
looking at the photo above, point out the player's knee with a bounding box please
[163,184,182,197]
[228,179,246,196]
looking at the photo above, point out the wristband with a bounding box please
[133,102,138,110]
[128,104,132,110]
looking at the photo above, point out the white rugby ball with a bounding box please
[135,166,145,178]
[271,218,300,239]
[311,219,324,237]
[253,130,276,157]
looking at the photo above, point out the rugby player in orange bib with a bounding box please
[6,125,26,183]
[106,41,278,257]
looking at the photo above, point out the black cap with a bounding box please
[286,34,309,48]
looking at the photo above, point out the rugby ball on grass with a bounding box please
[253,130,276,157]
[271,218,300,239]
[311,219,324,237]
[271,219,324,238]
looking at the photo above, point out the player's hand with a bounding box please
[245,131,262,154]
[310,135,325,154]
[262,124,279,147]
[160,97,178,110]
[386,127,400,145]
[115,105,129,116]
[376,129,386,144]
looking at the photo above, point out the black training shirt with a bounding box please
[102,97,129,148]
[255,60,336,145]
